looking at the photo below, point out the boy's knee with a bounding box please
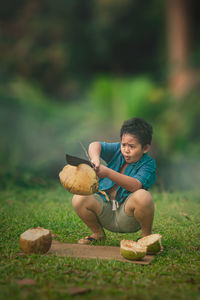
[128,189,154,210]
[72,194,102,215]
[72,195,88,211]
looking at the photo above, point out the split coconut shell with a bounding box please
[59,164,99,195]
[137,234,162,255]
[120,240,147,261]
[20,227,52,254]
[120,234,162,261]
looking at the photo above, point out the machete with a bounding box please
[65,154,93,168]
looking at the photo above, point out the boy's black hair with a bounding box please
[120,117,153,147]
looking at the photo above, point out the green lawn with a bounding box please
[0,184,200,300]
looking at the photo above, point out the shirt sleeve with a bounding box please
[100,142,120,163]
[134,160,156,190]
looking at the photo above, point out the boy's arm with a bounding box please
[88,142,101,171]
[96,165,142,192]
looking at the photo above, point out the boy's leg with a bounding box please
[124,189,154,237]
[72,194,106,241]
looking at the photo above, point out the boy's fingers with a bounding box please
[93,165,100,171]
[90,159,100,170]
[91,162,95,168]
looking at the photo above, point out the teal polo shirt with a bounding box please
[98,142,156,203]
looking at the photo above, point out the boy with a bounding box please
[72,117,156,244]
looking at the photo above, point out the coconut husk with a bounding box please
[120,239,147,261]
[20,227,52,254]
[59,164,99,195]
[137,234,162,255]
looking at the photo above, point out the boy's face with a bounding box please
[121,133,150,164]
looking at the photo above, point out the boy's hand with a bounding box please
[95,164,108,178]
[90,157,100,171]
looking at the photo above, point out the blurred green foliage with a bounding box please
[0,78,101,187]
[0,0,200,190]
[0,0,165,99]
[89,75,200,153]
[89,76,169,124]
[1,76,199,190]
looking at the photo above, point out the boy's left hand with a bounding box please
[95,164,108,178]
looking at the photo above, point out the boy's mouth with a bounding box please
[124,156,130,161]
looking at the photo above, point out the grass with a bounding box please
[0,184,200,300]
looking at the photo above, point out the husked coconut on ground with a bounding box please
[59,164,99,195]
[20,227,52,254]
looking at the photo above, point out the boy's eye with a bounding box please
[121,143,135,149]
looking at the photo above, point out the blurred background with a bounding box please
[0,0,200,190]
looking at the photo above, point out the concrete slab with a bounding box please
[49,240,155,265]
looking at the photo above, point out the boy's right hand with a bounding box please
[90,157,100,171]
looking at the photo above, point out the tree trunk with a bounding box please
[166,0,195,97]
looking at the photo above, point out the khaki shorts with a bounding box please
[94,193,141,233]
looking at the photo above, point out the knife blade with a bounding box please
[66,154,93,168]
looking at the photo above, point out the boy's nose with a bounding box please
[125,147,130,153]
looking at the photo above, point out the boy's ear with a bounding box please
[143,144,151,153]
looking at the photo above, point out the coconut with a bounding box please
[120,239,147,261]
[59,164,99,195]
[20,227,52,254]
[137,234,162,255]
